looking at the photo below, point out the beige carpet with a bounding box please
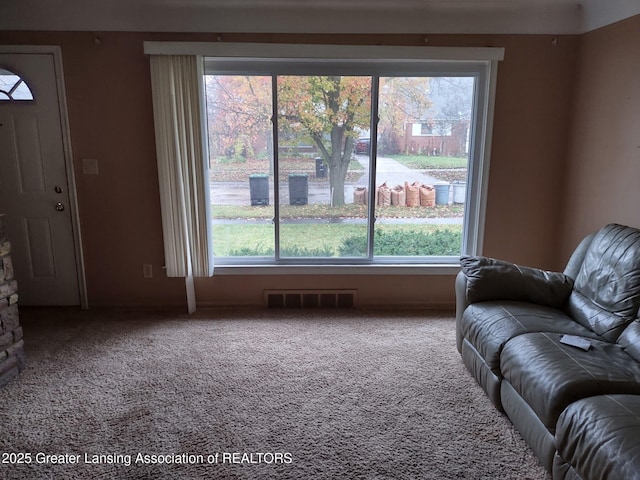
[0,308,548,479]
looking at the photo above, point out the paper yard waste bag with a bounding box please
[405,181,421,207]
[377,182,391,207]
[353,186,368,205]
[391,184,406,206]
[419,184,436,207]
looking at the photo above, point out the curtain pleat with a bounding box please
[149,55,213,277]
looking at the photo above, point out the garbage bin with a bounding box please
[434,181,451,205]
[249,174,269,206]
[289,174,308,205]
[315,157,326,178]
[453,181,466,204]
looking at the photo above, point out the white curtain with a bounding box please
[149,55,213,278]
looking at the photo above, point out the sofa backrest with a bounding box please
[563,232,595,280]
[565,223,640,342]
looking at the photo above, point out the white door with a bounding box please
[0,51,81,305]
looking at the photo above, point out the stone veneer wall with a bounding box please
[0,214,25,387]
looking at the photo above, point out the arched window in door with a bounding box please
[0,68,34,101]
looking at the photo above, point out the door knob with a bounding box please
[55,202,65,211]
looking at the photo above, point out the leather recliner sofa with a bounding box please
[455,223,640,479]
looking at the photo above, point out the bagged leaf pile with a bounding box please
[377,182,391,207]
[419,184,435,207]
[353,186,368,205]
[391,184,406,206]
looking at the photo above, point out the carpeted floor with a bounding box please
[0,308,548,479]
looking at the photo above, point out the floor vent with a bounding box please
[264,290,357,308]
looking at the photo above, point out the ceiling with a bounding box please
[1,0,639,35]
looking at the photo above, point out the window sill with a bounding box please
[212,263,461,276]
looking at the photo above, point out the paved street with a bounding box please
[210,153,464,225]
[210,154,450,206]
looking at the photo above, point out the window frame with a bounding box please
[144,42,503,275]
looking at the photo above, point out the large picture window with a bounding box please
[145,42,502,271]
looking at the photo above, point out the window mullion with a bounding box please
[271,75,281,261]
[367,76,380,260]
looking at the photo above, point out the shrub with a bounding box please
[338,228,462,256]
[338,235,368,257]
[228,228,462,257]
[229,244,335,257]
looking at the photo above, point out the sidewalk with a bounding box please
[353,154,441,187]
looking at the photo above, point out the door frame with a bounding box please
[0,45,88,308]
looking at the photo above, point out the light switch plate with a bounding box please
[143,264,153,278]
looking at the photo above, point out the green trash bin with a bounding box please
[289,174,308,205]
[315,157,326,178]
[249,174,269,206]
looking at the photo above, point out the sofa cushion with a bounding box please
[460,255,574,308]
[500,332,640,431]
[460,301,601,375]
[565,223,640,342]
[556,394,640,480]
[566,291,634,342]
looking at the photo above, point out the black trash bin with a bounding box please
[288,174,308,205]
[315,157,326,178]
[249,174,269,206]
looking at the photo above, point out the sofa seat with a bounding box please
[501,332,640,431]
[460,300,603,410]
[554,394,640,480]
[461,300,601,375]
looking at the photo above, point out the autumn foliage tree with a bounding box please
[277,75,371,206]
[206,74,432,207]
[205,75,272,161]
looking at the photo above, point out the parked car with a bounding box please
[354,138,370,155]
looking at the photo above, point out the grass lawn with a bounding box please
[389,155,468,169]
[212,222,462,257]
[212,223,361,256]
[213,223,276,256]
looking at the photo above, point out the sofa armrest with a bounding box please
[455,271,469,353]
[459,255,574,308]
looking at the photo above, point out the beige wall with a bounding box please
[559,16,640,263]
[0,31,581,308]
